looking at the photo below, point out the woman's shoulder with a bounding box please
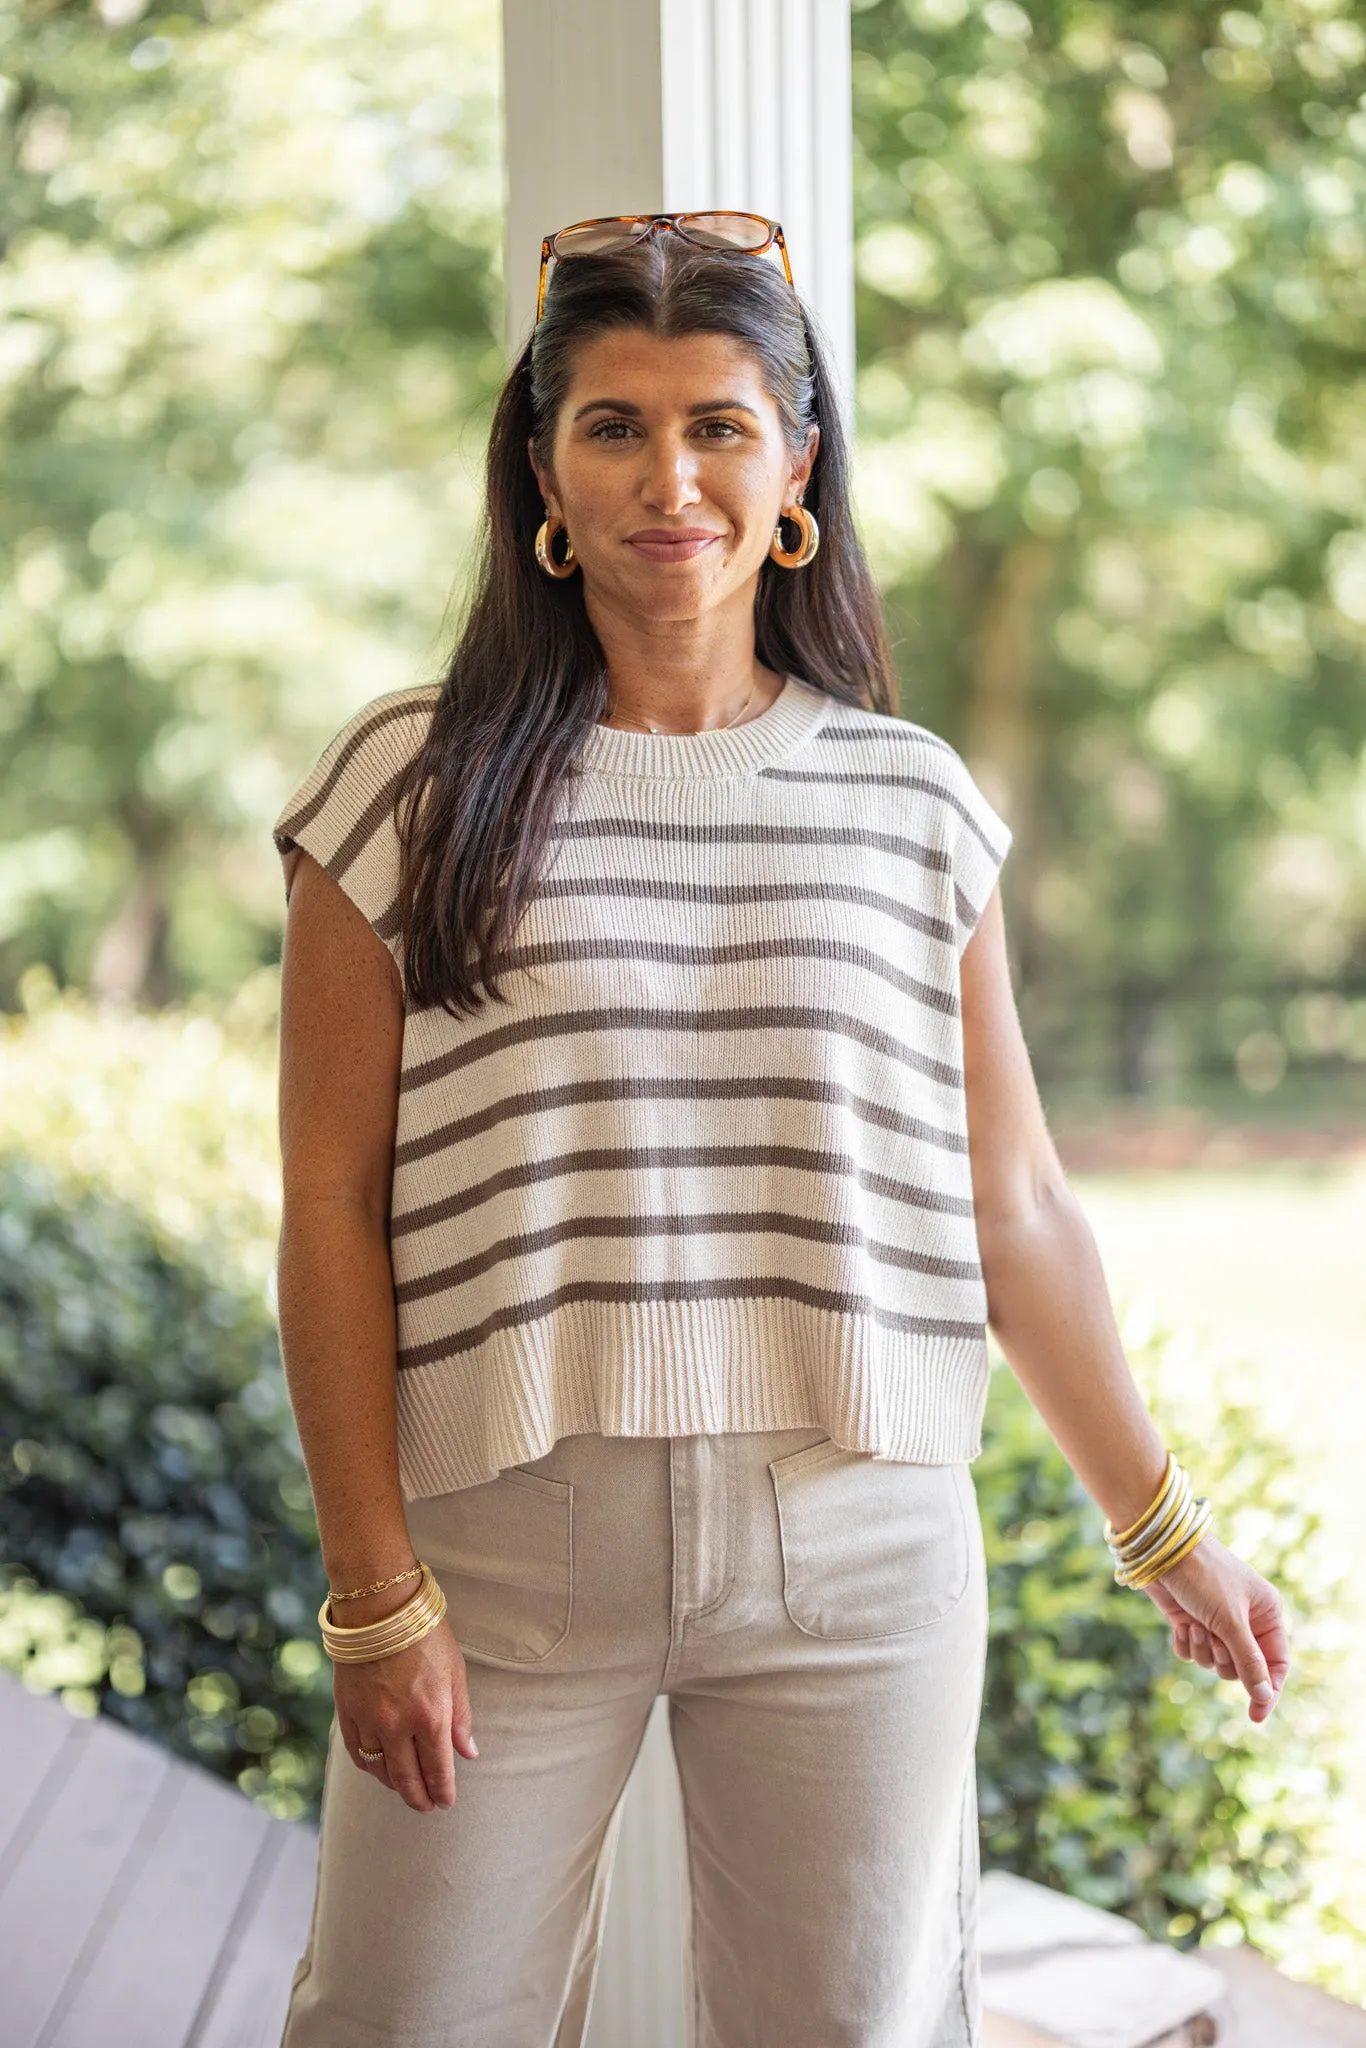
[807,692,1013,924]
[273,685,440,851]
[808,691,986,797]
[298,683,441,789]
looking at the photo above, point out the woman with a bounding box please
[272,214,1288,2048]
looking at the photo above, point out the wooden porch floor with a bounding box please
[0,1671,316,2048]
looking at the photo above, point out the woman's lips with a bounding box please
[626,534,721,562]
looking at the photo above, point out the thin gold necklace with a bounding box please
[601,678,759,735]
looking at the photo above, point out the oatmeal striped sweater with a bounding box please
[273,673,1013,1499]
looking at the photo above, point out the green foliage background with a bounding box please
[975,1366,1346,1962]
[848,0,1366,1102]
[0,1150,332,1815]
[1,0,503,1005]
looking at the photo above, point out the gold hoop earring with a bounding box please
[769,502,819,570]
[535,514,578,579]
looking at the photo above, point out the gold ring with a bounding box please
[358,1745,384,1763]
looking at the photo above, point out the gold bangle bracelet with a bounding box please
[325,1571,443,1645]
[1108,1464,1186,1560]
[1116,1517,1200,1587]
[1119,1503,1213,1588]
[318,1562,449,1664]
[1104,1452,1177,1549]
[1117,1509,1201,1583]
[1113,1474,1196,1573]
[320,1600,437,1660]
[321,1586,446,1665]
[1126,1526,1210,1591]
[1123,1507,1213,1590]
[1129,1517,1213,1589]
[325,1602,443,1659]
[1116,1479,1192,1568]
[1115,1495,1206,1584]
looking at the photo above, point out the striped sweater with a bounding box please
[273,672,1013,1498]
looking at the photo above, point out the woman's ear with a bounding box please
[527,436,557,516]
[791,423,820,500]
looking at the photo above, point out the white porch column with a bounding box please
[497,7,855,2041]
[501,0,856,434]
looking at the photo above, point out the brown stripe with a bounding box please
[368,872,958,950]
[324,762,411,883]
[395,1074,967,1172]
[390,1140,977,1239]
[359,845,990,954]
[553,816,951,876]
[394,1209,981,1308]
[956,883,986,936]
[365,863,981,953]
[758,766,1009,860]
[462,935,957,1016]
[530,874,954,947]
[397,1275,983,1369]
[274,692,433,847]
[399,1002,963,1098]
[815,721,956,758]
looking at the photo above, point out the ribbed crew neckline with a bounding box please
[579,672,830,780]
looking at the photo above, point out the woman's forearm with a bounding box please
[978,1176,1170,1533]
[276,1191,413,1593]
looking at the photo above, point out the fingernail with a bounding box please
[1252,1682,1273,1704]
[469,1737,479,1757]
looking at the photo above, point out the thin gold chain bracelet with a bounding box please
[328,1561,422,1603]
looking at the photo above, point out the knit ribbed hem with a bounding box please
[394,1296,989,1498]
[577,673,831,780]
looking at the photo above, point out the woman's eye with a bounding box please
[587,418,743,442]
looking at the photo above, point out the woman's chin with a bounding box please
[586,566,735,623]
[587,550,769,620]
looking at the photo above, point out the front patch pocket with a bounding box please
[405,1465,573,1664]
[768,1439,970,1640]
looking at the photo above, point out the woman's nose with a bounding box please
[641,440,702,512]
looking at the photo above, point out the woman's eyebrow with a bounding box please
[571,397,762,422]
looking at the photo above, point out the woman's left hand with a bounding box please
[1142,1532,1290,1724]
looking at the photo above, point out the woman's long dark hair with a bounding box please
[396,231,898,1018]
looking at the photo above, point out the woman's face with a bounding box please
[528,328,818,626]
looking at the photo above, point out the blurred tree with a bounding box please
[0,0,502,1003]
[849,0,1366,1097]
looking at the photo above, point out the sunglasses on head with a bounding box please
[535,211,795,323]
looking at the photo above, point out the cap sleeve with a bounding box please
[272,687,438,964]
[941,748,1012,956]
[904,731,1012,958]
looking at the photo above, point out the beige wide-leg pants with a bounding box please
[280,1426,989,2048]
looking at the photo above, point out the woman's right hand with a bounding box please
[333,1613,479,1811]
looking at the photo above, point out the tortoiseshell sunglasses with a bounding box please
[535,211,794,323]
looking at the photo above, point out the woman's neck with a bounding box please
[586,586,782,735]
[597,665,784,735]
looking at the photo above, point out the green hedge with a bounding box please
[0,1152,331,1817]
[0,1147,1346,1948]
[975,1366,1342,1953]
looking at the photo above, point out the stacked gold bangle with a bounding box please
[318,1561,448,1664]
[1104,1452,1214,1590]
